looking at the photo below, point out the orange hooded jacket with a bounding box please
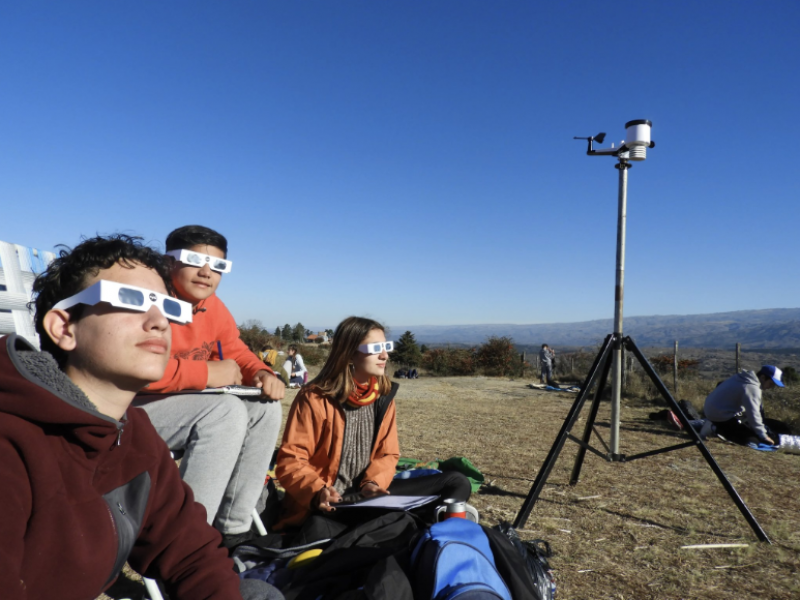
[274,384,400,529]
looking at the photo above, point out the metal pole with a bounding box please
[610,159,630,457]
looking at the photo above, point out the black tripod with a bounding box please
[513,333,770,543]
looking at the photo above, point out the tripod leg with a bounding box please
[570,351,614,484]
[624,337,771,543]
[514,335,615,529]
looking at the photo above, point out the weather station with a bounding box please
[513,120,771,543]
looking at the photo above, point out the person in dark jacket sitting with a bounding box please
[0,235,280,600]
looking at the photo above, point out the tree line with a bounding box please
[238,320,336,348]
[392,331,523,377]
[237,322,531,377]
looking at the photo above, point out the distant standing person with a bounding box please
[286,344,308,388]
[540,344,555,385]
[703,365,791,446]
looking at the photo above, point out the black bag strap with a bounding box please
[526,538,553,559]
[372,382,399,449]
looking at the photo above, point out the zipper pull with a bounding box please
[116,428,122,446]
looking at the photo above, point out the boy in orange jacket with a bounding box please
[136,225,284,547]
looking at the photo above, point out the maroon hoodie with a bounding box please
[0,334,242,600]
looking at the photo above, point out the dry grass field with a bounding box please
[391,375,800,600]
[103,365,800,600]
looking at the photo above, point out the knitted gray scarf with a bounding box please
[333,402,376,495]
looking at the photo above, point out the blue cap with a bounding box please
[758,365,785,388]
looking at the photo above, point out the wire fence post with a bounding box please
[673,340,679,397]
[736,342,741,373]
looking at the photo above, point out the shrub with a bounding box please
[649,354,700,374]
[297,344,328,367]
[238,320,280,354]
[476,336,516,376]
[422,347,477,376]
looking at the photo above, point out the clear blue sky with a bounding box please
[2,1,798,331]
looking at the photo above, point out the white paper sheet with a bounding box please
[199,385,263,396]
[335,495,439,511]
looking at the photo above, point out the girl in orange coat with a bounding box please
[275,316,471,530]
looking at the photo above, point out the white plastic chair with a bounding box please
[0,239,55,347]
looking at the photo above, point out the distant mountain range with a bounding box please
[390,309,800,349]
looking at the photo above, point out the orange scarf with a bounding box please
[346,376,380,408]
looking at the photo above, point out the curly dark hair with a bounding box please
[30,234,173,367]
[165,225,228,257]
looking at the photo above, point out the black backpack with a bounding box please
[281,511,421,600]
[489,523,555,600]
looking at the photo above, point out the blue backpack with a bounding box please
[411,519,513,600]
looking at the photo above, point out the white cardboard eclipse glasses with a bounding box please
[357,341,395,355]
[165,249,232,273]
[53,280,193,324]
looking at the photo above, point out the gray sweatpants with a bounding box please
[138,393,281,535]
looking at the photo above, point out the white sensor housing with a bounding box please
[624,120,652,161]
[624,119,652,147]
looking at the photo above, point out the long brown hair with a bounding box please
[309,316,392,402]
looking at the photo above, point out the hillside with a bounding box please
[392,308,800,349]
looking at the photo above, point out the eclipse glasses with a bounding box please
[357,341,395,355]
[53,280,193,324]
[166,249,233,273]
